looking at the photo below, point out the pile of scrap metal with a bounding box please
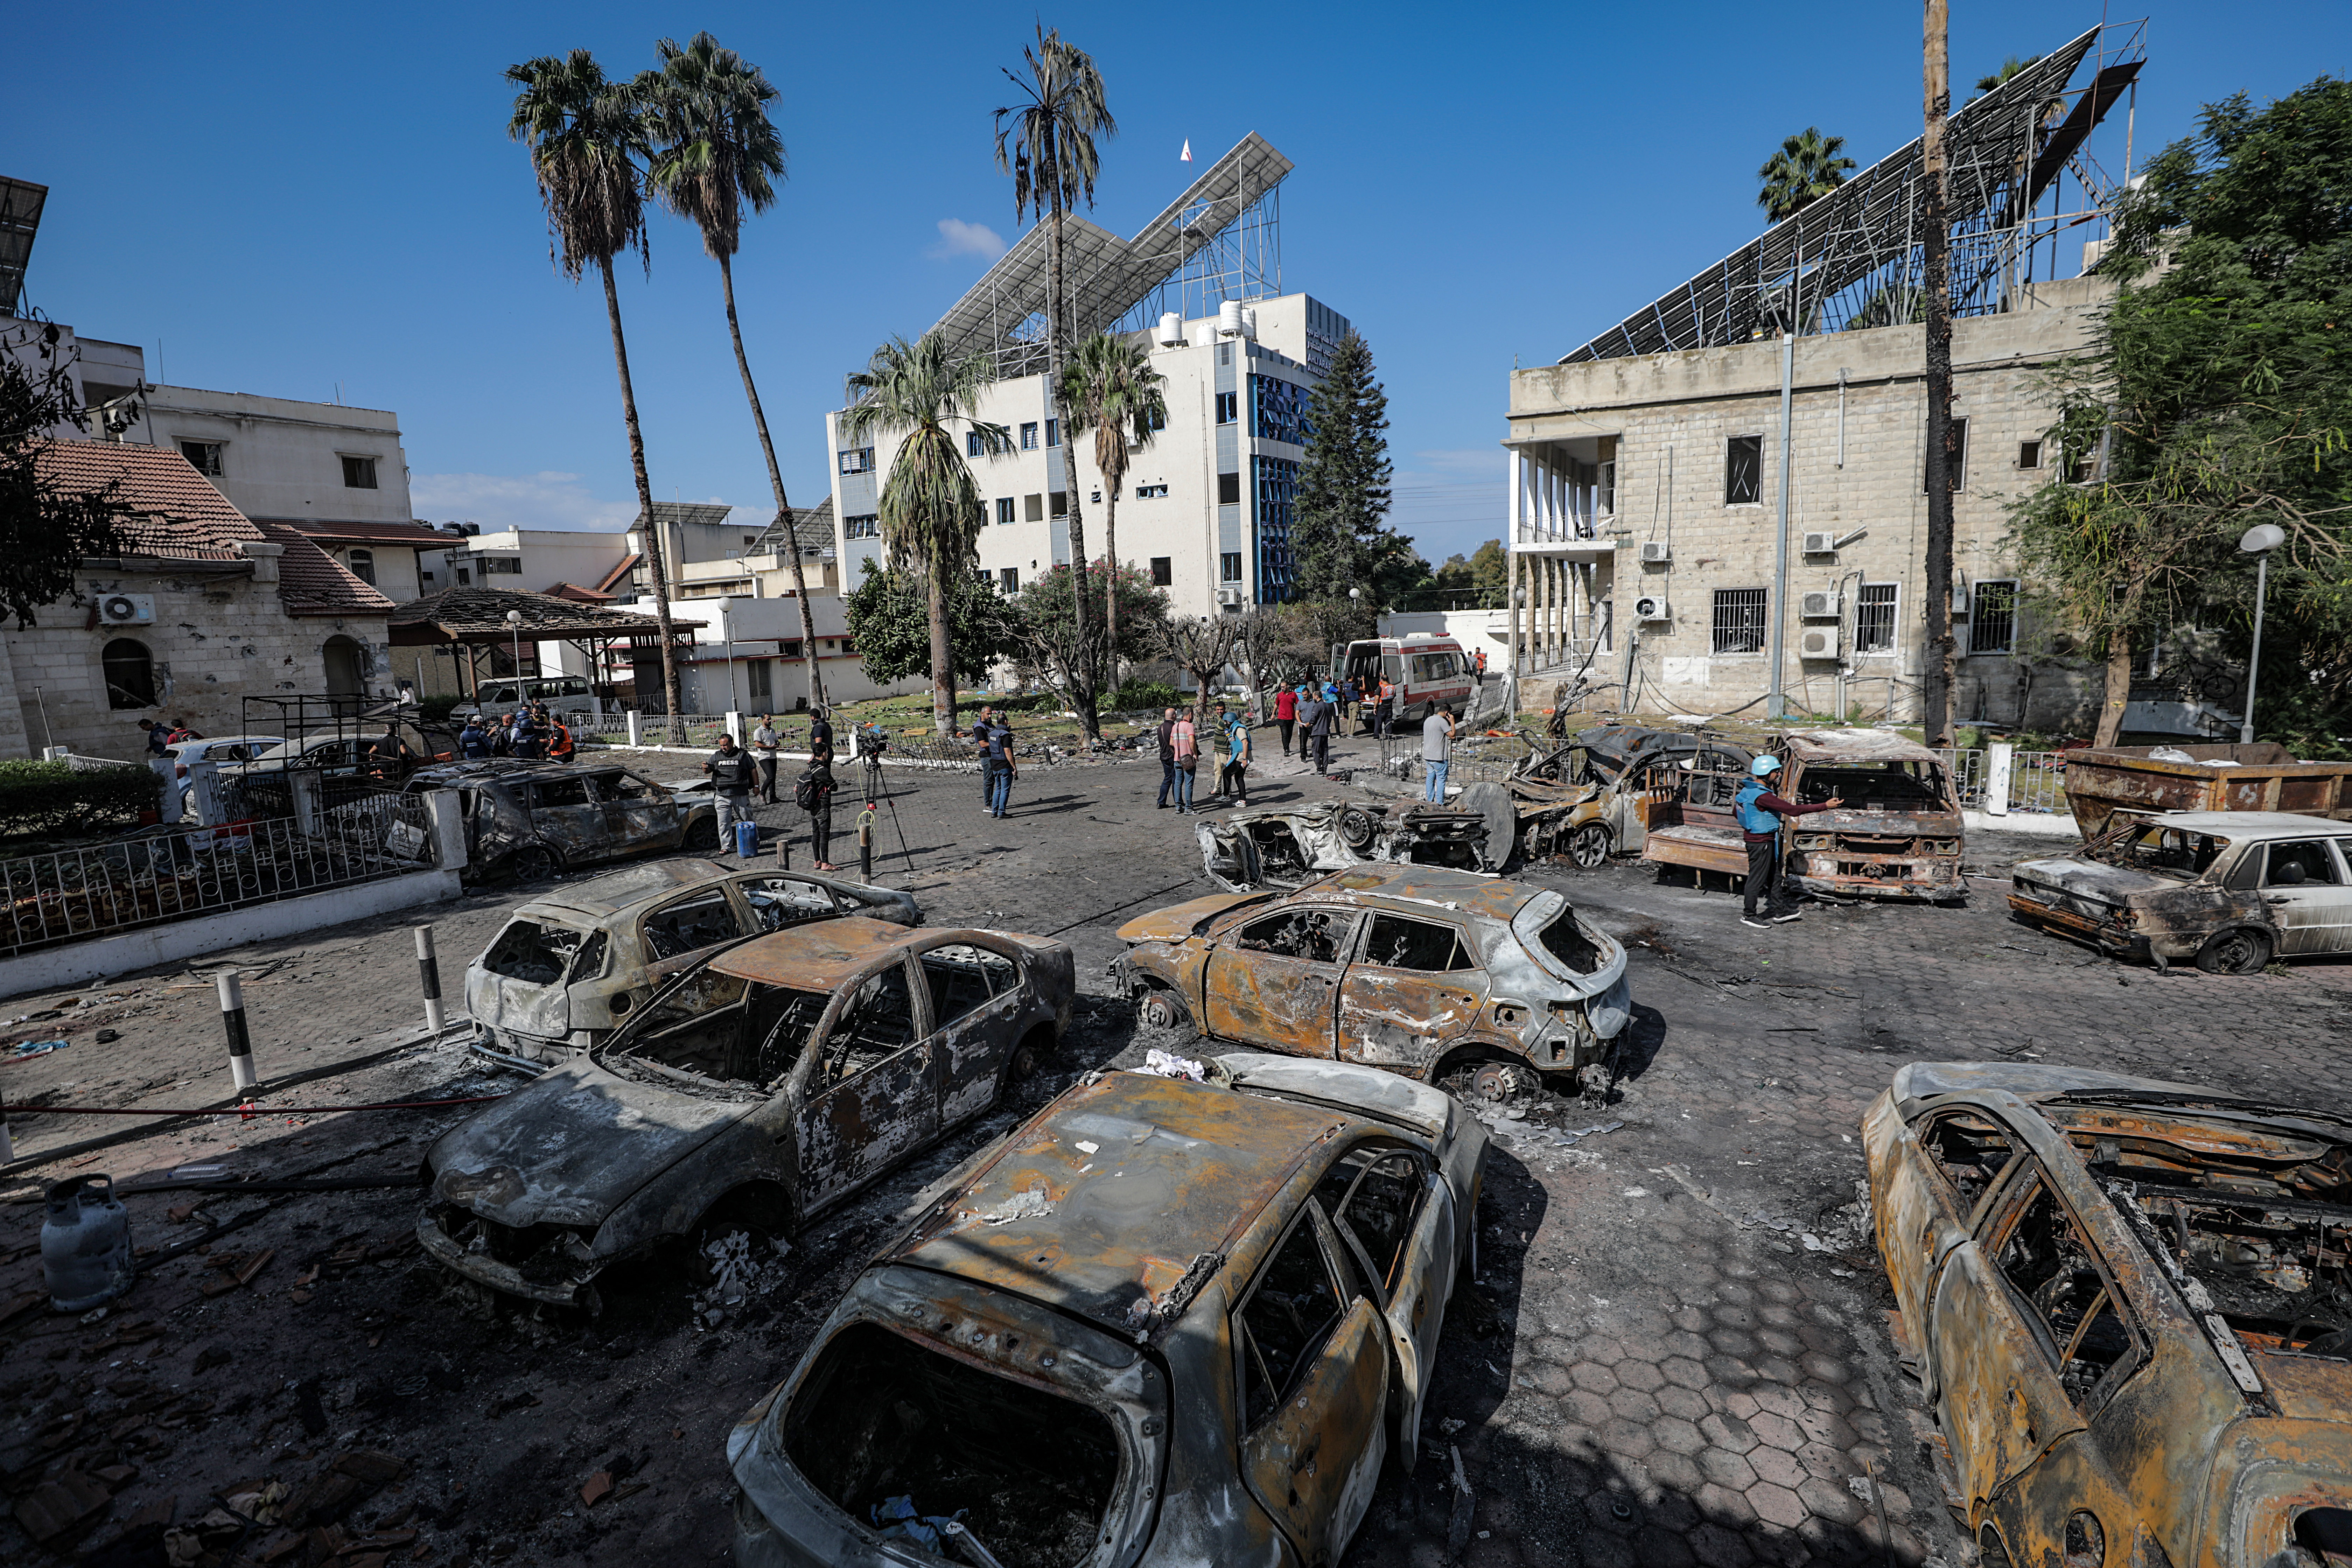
[1504,725,1754,870]
[1196,798,1494,893]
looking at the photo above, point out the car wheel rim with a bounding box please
[1572,827,1608,868]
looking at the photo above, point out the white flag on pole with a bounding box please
[1180,139,1192,162]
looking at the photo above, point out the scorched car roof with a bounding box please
[886,1071,1349,1337]
[1779,729,1945,764]
[1307,862,1539,923]
[709,916,921,991]
[529,859,729,920]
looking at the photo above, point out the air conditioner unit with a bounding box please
[1950,572,1971,615]
[1801,531,1838,555]
[1799,628,1840,658]
[1215,587,1243,606]
[1638,540,1671,565]
[1800,590,1841,619]
[98,594,154,625]
[1633,595,1671,623]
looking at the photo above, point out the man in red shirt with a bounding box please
[1273,685,1297,758]
[1735,755,1842,928]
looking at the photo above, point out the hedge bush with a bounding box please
[1105,680,1181,712]
[0,760,163,838]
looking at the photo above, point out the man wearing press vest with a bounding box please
[705,732,757,854]
[1734,756,1841,929]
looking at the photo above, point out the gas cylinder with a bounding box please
[42,1174,135,1313]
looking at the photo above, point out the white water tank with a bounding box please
[1219,300,1245,338]
[1157,312,1184,346]
[1240,306,1258,339]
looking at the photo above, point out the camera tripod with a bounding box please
[855,747,915,882]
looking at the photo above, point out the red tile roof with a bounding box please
[594,552,640,595]
[544,581,616,603]
[36,438,258,560]
[37,440,393,619]
[252,520,398,617]
[278,519,461,547]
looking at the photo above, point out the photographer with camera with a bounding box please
[798,705,839,872]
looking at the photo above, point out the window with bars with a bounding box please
[1854,583,1898,653]
[1969,580,2018,654]
[995,497,1015,524]
[1725,436,1763,505]
[1711,588,1768,654]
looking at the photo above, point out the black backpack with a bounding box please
[793,767,833,811]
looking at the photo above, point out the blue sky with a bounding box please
[8,2,2345,566]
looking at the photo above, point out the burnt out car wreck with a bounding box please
[727,1053,1488,1568]
[1865,1061,2352,1568]
[1196,798,1494,893]
[420,918,1074,1309]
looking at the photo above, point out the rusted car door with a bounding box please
[920,941,1023,1126]
[2256,838,2352,955]
[1203,908,1360,1057]
[793,958,938,1216]
[1928,1163,2093,1511]
[1335,912,1487,1074]
[595,770,681,851]
[1234,1205,1390,1565]
[524,774,607,863]
[1314,1142,1454,1466]
[1869,1102,2020,1363]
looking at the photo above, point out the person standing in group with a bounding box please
[1735,756,1841,929]
[1155,708,1181,808]
[1376,674,1396,738]
[1224,713,1252,808]
[1422,702,1456,803]
[544,712,575,762]
[751,714,782,804]
[704,732,757,851]
[1205,702,1236,802]
[458,715,493,760]
[968,706,995,808]
[1302,686,1335,776]
[1475,647,1489,684]
[1357,681,1378,737]
[508,709,540,760]
[137,719,170,757]
[1168,709,1199,813]
[803,706,838,871]
[1273,683,1297,758]
[985,712,1016,818]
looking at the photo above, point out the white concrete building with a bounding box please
[826,136,1346,621]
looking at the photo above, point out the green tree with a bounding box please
[1468,538,1509,592]
[1973,54,2043,98]
[843,559,1024,688]
[1058,331,1165,658]
[2010,77,2352,748]
[0,322,125,627]
[1015,559,1170,697]
[637,31,827,712]
[1756,127,1856,224]
[505,49,685,736]
[995,26,1116,740]
[840,333,1009,734]
[1293,331,1405,626]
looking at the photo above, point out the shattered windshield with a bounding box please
[609,972,828,1089]
[1794,761,1952,811]
[481,920,586,986]
[2101,825,2233,880]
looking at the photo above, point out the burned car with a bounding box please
[727,1052,1488,1568]
[467,859,923,1064]
[1506,724,1753,869]
[1195,798,1492,893]
[1865,1061,2352,1568]
[1111,862,1632,1097]
[2009,810,2352,974]
[420,917,1075,1308]
[401,760,718,879]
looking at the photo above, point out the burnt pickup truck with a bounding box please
[1643,729,1966,903]
[2009,809,2352,973]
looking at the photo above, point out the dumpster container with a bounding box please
[2061,743,2352,837]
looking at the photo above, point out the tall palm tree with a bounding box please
[506,50,686,738]
[1059,331,1166,661]
[1974,54,2043,97]
[839,334,1008,735]
[994,27,1114,738]
[637,31,827,713]
[1757,127,1857,223]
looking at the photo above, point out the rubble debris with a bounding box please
[1137,1049,1205,1081]
[1195,799,1493,893]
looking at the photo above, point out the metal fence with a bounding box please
[1,789,436,957]
[1942,747,2072,816]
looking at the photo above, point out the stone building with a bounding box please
[4,441,395,760]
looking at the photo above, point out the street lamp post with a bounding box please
[2237,523,2285,745]
[503,610,525,700]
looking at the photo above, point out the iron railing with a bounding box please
[1941,747,2071,816]
[1,789,436,957]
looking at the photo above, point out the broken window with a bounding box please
[1234,909,1352,964]
[481,920,587,986]
[595,772,659,802]
[748,987,831,1084]
[2264,840,2344,887]
[1792,761,1951,811]
[737,876,837,931]
[1538,911,1602,974]
[922,944,1015,1028]
[1312,1145,1426,1294]
[782,1323,1121,1568]
[1725,436,1763,505]
[567,930,609,985]
[528,776,594,809]
[1237,1212,1349,1429]
[1919,1111,2017,1210]
[1994,1175,2135,1405]
[826,964,918,1078]
[625,970,750,1077]
[2112,825,2232,880]
[641,890,748,961]
[1362,914,1475,973]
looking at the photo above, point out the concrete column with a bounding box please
[425,790,469,868]
[148,757,184,825]
[626,709,643,747]
[1986,740,2014,817]
[187,760,223,827]
[287,769,324,836]
[724,710,744,744]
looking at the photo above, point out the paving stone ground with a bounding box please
[2,735,2345,1566]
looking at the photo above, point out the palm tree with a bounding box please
[506,50,685,739]
[1974,54,2043,97]
[839,334,1008,735]
[1058,331,1166,663]
[995,27,1115,739]
[637,31,827,714]
[1757,127,1857,224]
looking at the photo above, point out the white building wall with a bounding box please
[129,386,414,528]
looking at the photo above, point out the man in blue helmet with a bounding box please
[1734,755,1841,928]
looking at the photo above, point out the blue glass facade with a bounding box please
[1253,455,1300,603]
[1249,373,1314,448]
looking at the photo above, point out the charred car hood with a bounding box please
[1116,892,1260,944]
[2013,856,2175,902]
[1889,1060,2208,1114]
[428,1060,753,1228]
